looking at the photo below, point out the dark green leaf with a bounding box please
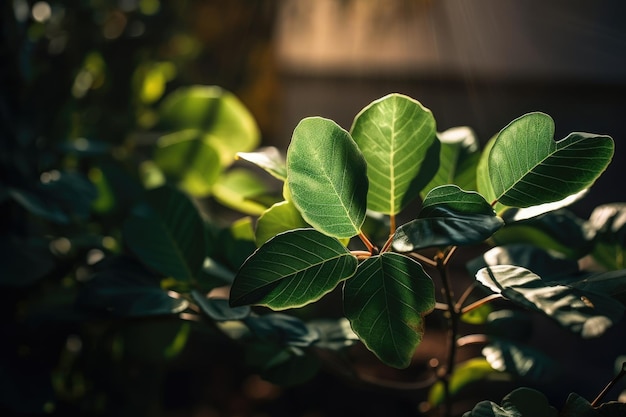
[488,112,614,208]
[421,185,496,216]
[123,185,206,282]
[476,265,625,338]
[287,117,368,239]
[482,338,562,382]
[243,313,320,348]
[485,310,533,342]
[462,387,558,417]
[343,253,435,368]
[230,229,357,309]
[586,203,626,270]
[350,93,438,214]
[191,291,250,321]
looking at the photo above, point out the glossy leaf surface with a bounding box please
[488,112,613,207]
[123,185,206,281]
[343,252,435,368]
[476,265,625,338]
[230,229,357,309]
[393,186,503,251]
[255,200,309,246]
[351,93,438,214]
[287,117,368,238]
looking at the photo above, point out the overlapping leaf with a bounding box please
[392,186,503,251]
[350,93,438,214]
[487,112,613,208]
[462,387,558,417]
[255,200,309,246]
[230,229,357,309]
[343,253,435,368]
[287,117,368,239]
[476,265,625,338]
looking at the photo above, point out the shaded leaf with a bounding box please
[343,253,435,368]
[482,338,562,382]
[476,265,624,338]
[191,292,250,321]
[350,93,438,214]
[586,203,626,270]
[287,117,368,239]
[255,200,310,246]
[485,310,533,342]
[462,387,558,417]
[230,229,357,309]
[123,185,206,282]
[488,112,613,208]
[243,313,320,348]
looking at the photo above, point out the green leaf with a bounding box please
[564,270,626,304]
[350,93,438,214]
[392,186,503,251]
[476,265,625,338]
[287,117,368,239]
[191,291,250,321]
[212,168,280,216]
[488,112,614,207]
[255,200,310,246]
[123,185,206,282]
[482,338,562,382]
[485,310,533,342]
[152,129,221,197]
[237,146,287,181]
[307,318,360,350]
[429,358,503,407]
[422,126,480,197]
[243,313,320,348]
[77,255,189,317]
[230,228,357,309]
[215,217,258,271]
[587,203,626,270]
[462,387,558,417]
[343,252,435,369]
[158,85,260,165]
[477,133,499,206]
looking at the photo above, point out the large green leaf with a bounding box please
[255,200,309,246]
[476,265,625,338]
[488,112,614,207]
[422,126,480,197]
[343,252,435,368]
[158,85,260,164]
[152,129,221,197]
[350,93,438,214]
[287,117,368,239]
[123,185,206,282]
[392,186,503,251]
[230,228,357,309]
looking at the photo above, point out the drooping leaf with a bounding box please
[255,200,310,246]
[152,129,221,197]
[230,228,357,309]
[429,358,504,407]
[158,85,260,164]
[123,185,206,282]
[422,126,480,197]
[392,186,503,252]
[343,252,435,368]
[237,146,287,181]
[482,338,562,382]
[287,117,368,239]
[212,168,280,216]
[77,255,189,317]
[462,387,558,417]
[191,292,250,321]
[466,244,580,279]
[350,93,439,214]
[488,112,613,208]
[476,265,625,338]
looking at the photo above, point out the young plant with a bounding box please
[229,93,626,416]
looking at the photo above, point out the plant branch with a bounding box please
[456,334,489,347]
[460,293,503,315]
[380,234,394,253]
[389,214,396,235]
[591,361,626,407]
[408,251,437,267]
[358,231,378,255]
[351,250,372,260]
[455,282,478,311]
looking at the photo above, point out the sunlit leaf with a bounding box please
[237,146,287,181]
[351,93,438,214]
[462,387,558,417]
[158,85,260,164]
[392,186,503,251]
[476,132,499,206]
[287,117,368,239]
[429,358,503,407]
[482,338,562,382]
[153,129,221,197]
[230,229,357,309]
[123,185,206,282]
[343,253,435,369]
[212,168,280,215]
[476,265,625,338]
[460,302,492,325]
[255,200,310,246]
[422,126,480,197]
[488,112,613,207]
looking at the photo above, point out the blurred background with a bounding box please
[2,1,626,416]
